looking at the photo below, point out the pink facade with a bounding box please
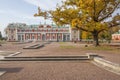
[112,34,120,40]
[112,30,120,43]
[6,24,71,42]
[6,23,80,42]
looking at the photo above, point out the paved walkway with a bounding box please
[0,42,120,64]
[0,42,120,80]
[0,61,120,80]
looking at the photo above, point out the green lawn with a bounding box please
[82,45,120,51]
[0,40,6,44]
[59,42,67,44]
[60,45,76,49]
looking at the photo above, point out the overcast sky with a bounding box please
[0,0,62,36]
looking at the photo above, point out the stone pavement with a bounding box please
[0,42,120,64]
[0,61,120,80]
[0,42,120,80]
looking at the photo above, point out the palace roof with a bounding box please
[7,23,70,30]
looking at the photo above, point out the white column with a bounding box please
[69,27,72,41]
[16,33,18,41]
[16,28,18,41]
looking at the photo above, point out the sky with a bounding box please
[0,0,62,36]
[0,0,119,36]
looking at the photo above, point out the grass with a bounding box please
[59,42,77,49]
[0,40,6,44]
[83,45,119,51]
[59,42,67,44]
[60,45,76,49]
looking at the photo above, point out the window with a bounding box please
[26,36,29,39]
[53,36,55,39]
[32,36,34,39]
[38,36,41,39]
[18,35,21,41]
[22,35,24,40]
[59,36,61,39]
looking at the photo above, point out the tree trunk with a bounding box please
[92,32,99,47]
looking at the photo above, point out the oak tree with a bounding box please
[34,0,120,46]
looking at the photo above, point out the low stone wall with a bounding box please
[93,57,120,75]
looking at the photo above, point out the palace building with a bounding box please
[5,23,80,42]
[112,30,120,42]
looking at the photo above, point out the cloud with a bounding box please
[0,0,62,36]
[0,9,38,20]
[23,0,62,10]
[0,10,4,14]
[24,0,47,9]
[0,8,52,26]
[0,9,50,36]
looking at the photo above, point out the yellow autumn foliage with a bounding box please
[35,0,120,46]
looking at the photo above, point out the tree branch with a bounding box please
[98,29,106,33]
[75,25,92,32]
[98,3,119,22]
[96,0,108,21]
[108,23,120,28]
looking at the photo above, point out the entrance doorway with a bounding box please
[63,34,70,42]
